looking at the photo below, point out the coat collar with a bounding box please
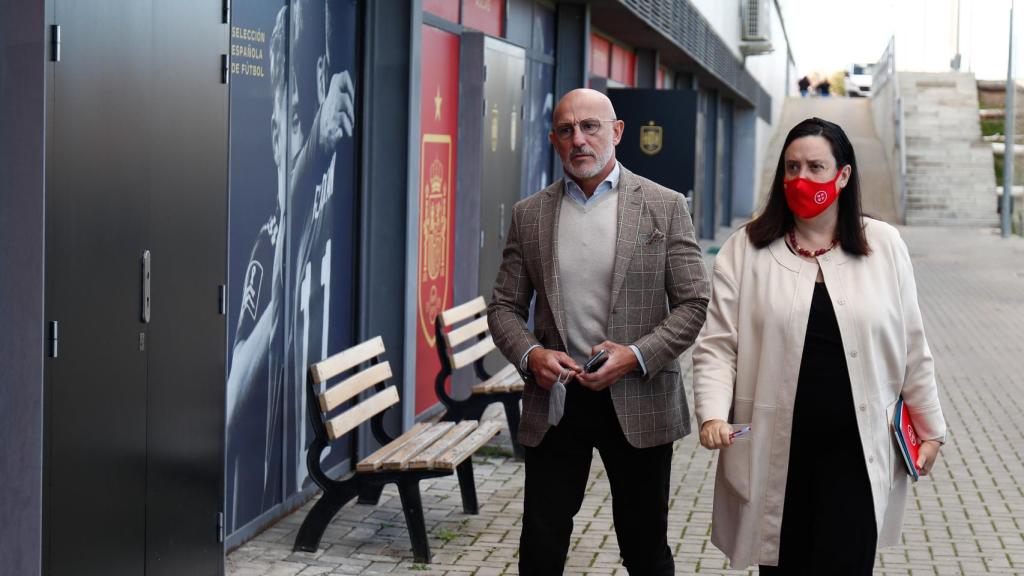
[768,233,850,272]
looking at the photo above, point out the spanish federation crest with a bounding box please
[640,121,663,156]
[418,134,453,346]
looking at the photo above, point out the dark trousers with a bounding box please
[518,383,675,575]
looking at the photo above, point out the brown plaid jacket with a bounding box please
[487,165,710,449]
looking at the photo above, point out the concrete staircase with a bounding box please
[899,72,999,226]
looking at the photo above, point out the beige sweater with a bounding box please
[693,218,946,568]
[556,190,619,365]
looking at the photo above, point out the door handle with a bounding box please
[141,250,151,323]
[499,203,506,239]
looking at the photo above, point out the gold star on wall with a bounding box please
[434,86,443,121]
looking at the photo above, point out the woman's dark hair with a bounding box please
[746,117,870,256]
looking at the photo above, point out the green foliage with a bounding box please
[982,118,1005,137]
[436,527,459,543]
[475,445,513,458]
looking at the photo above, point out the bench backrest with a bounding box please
[309,336,396,441]
[436,296,495,372]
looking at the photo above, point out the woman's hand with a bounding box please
[699,419,734,450]
[916,440,942,476]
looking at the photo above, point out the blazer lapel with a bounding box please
[609,167,643,313]
[538,179,569,347]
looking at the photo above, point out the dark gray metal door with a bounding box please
[478,39,526,301]
[44,1,227,574]
[701,90,719,240]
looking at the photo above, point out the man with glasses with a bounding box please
[488,88,709,574]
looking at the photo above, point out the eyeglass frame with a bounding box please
[551,118,619,141]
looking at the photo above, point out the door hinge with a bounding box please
[48,321,59,358]
[218,284,227,315]
[217,511,224,542]
[222,0,231,24]
[50,25,61,62]
[221,54,230,84]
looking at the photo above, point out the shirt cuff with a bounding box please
[629,345,648,376]
[520,344,542,373]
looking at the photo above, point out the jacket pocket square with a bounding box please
[645,229,666,245]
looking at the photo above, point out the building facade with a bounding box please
[0,0,794,573]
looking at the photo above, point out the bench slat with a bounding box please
[444,316,490,349]
[433,420,502,470]
[319,361,392,413]
[408,421,478,470]
[470,363,520,394]
[381,422,455,470]
[325,386,399,440]
[356,422,432,472]
[311,336,386,384]
[439,296,486,328]
[450,336,496,370]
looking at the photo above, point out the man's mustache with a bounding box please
[570,146,596,159]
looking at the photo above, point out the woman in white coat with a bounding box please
[693,117,946,574]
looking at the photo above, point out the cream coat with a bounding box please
[693,218,946,569]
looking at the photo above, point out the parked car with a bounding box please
[845,63,874,97]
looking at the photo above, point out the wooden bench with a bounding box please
[293,336,501,563]
[434,297,525,460]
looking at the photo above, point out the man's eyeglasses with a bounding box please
[552,118,617,141]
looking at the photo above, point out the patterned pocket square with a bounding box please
[645,228,666,245]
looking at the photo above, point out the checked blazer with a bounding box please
[487,165,710,449]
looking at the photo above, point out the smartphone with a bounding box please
[584,349,609,373]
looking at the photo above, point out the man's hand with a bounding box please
[526,348,581,391]
[575,341,638,392]
[699,419,733,450]
[319,70,355,153]
[916,439,942,476]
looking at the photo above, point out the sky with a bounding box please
[784,0,1019,80]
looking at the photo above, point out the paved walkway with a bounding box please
[227,225,1024,575]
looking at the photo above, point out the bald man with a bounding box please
[487,89,710,574]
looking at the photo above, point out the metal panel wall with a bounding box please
[0,0,46,574]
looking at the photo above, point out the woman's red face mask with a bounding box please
[783,170,843,219]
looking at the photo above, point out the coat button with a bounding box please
[859,403,867,411]
[838,298,847,305]
[823,255,831,263]
[868,456,874,463]
[849,351,858,358]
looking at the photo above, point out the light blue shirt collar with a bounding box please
[563,161,620,208]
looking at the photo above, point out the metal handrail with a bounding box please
[873,36,908,222]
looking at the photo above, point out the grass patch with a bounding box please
[475,445,513,458]
[436,527,460,543]
[410,563,428,571]
[982,118,1005,137]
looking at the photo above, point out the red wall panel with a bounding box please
[590,33,610,78]
[423,0,459,23]
[416,26,460,415]
[462,0,503,36]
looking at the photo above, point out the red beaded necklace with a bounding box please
[787,230,838,259]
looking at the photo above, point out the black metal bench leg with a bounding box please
[502,397,525,461]
[396,477,431,563]
[455,458,479,515]
[357,480,385,505]
[294,487,351,553]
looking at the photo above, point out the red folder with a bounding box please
[892,397,921,482]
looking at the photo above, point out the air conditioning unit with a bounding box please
[741,0,771,42]
[740,0,773,56]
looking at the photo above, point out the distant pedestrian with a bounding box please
[817,78,831,97]
[693,117,946,574]
[797,76,811,97]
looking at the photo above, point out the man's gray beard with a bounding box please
[564,143,614,180]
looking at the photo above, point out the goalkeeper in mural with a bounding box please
[225,0,356,533]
